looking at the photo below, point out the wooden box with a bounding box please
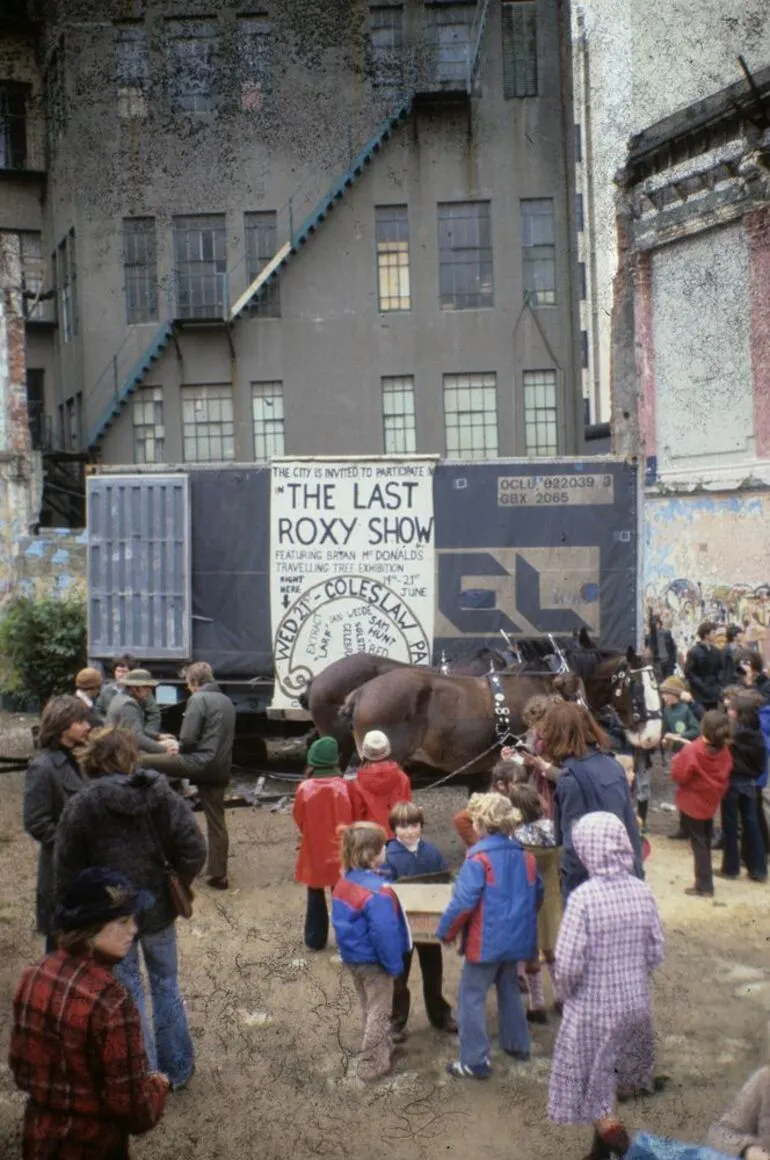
[391,882,454,944]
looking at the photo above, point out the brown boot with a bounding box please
[599,1122,632,1156]
[581,1131,611,1160]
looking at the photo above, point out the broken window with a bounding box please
[173,214,227,319]
[244,211,280,316]
[166,18,218,113]
[123,218,158,323]
[438,201,493,310]
[502,1,538,98]
[369,6,404,93]
[375,205,411,311]
[238,14,271,111]
[116,23,149,118]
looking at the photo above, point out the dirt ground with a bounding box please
[1,711,770,1160]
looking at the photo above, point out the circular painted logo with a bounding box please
[273,574,431,702]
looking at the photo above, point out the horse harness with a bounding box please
[487,671,515,745]
[610,663,663,726]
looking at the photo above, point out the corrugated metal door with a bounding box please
[87,474,191,659]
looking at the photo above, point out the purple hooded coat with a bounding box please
[547,811,665,1124]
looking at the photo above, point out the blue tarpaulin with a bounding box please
[626,1134,733,1160]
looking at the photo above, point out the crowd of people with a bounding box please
[7,634,770,1159]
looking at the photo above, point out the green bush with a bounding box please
[0,597,87,707]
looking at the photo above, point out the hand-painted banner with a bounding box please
[270,458,436,709]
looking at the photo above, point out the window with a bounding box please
[521,198,555,306]
[238,14,271,110]
[166,18,218,113]
[576,191,585,232]
[133,387,165,463]
[523,370,558,456]
[244,211,280,317]
[18,232,52,322]
[252,381,285,459]
[123,218,158,324]
[369,6,404,91]
[443,373,498,459]
[578,260,586,301]
[172,214,227,319]
[502,2,537,98]
[574,123,582,163]
[426,3,475,86]
[580,330,589,369]
[0,81,28,169]
[382,376,416,453]
[182,384,235,462]
[438,201,493,311]
[116,23,149,118]
[56,230,78,341]
[375,205,410,311]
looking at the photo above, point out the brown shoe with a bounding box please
[684,886,713,898]
[207,876,229,890]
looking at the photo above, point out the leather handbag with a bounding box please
[145,800,194,920]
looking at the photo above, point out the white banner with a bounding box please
[270,458,436,710]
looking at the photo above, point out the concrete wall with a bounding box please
[652,222,754,476]
[572,0,770,422]
[28,0,581,463]
[644,490,770,656]
[11,528,87,601]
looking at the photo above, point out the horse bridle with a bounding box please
[610,663,663,725]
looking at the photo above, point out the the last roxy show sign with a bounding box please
[270,458,437,710]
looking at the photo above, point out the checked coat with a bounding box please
[548,812,665,1125]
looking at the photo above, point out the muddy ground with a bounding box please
[1,710,770,1159]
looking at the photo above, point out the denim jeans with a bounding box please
[721,779,767,880]
[115,922,194,1086]
[457,960,530,1068]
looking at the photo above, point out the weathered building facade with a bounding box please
[1,0,582,518]
[572,0,770,423]
[611,65,770,653]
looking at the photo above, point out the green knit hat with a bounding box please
[307,736,340,770]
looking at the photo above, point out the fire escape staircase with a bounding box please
[85,0,490,453]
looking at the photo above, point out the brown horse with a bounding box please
[343,644,661,782]
[301,647,509,769]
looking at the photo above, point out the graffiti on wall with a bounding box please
[644,492,770,658]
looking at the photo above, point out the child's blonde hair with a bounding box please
[339,822,387,871]
[467,791,520,836]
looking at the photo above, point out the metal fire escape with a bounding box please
[85,0,490,452]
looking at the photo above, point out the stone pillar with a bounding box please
[610,196,641,461]
[633,250,656,480]
[746,206,770,460]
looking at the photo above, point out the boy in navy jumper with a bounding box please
[438,792,543,1079]
[332,822,411,1082]
[385,802,456,1038]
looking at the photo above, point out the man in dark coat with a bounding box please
[142,662,236,890]
[684,621,724,711]
[23,696,92,949]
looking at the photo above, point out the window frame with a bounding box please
[115,22,149,118]
[172,214,227,320]
[369,5,404,92]
[382,375,416,454]
[501,1,538,99]
[443,372,499,459]
[375,205,411,312]
[181,383,236,463]
[123,217,158,324]
[165,17,219,114]
[237,14,272,110]
[523,369,558,457]
[251,381,285,460]
[437,200,494,312]
[425,3,476,87]
[132,386,165,464]
[244,211,280,317]
[521,197,556,307]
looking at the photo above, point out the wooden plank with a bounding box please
[391,883,453,944]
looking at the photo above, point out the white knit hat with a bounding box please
[361,730,391,761]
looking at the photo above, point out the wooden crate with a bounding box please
[391,883,454,944]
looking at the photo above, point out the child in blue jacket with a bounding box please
[384,801,456,1038]
[437,792,543,1079]
[332,822,411,1082]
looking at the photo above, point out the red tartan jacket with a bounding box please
[9,949,167,1159]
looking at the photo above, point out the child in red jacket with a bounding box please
[671,710,732,898]
[293,737,352,950]
[349,731,412,837]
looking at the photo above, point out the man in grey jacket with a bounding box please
[143,662,236,890]
[106,670,179,758]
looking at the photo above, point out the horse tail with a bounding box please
[337,688,360,728]
[297,679,312,712]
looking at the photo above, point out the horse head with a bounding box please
[598,647,663,750]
